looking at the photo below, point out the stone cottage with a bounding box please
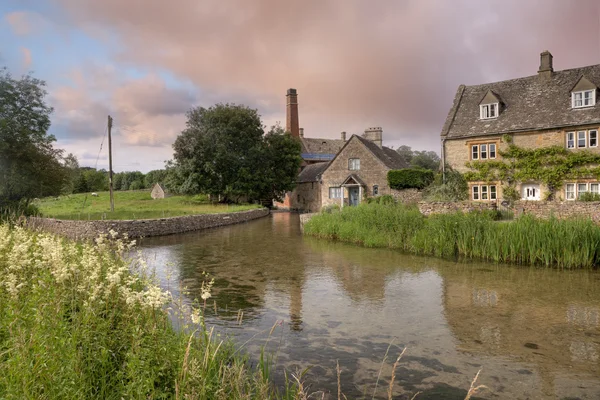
[441,51,600,202]
[276,88,408,211]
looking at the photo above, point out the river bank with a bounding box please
[302,202,600,269]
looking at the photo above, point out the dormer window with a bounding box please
[480,103,498,119]
[572,90,596,108]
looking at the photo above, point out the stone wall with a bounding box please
[417,201,497,216]
[27,208,270,240]
[390,188,423,203]
[299,212,316,231]
[290,182,322,212]
[514,201,600,223]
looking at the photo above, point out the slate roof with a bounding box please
[301,137,346,155]
[441,64,600,139]
[297,162,329,183]
[354,135,409,169]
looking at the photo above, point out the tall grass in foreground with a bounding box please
[304,203,600,269]
[0,226,277,399]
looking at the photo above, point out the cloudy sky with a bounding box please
[2,0,600,172]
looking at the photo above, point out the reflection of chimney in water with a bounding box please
[289,282,303,331]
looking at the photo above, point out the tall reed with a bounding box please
[304,203,600,269]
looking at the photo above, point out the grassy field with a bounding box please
[304,202,600,269]
[35,191,262,220]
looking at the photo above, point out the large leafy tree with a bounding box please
[0,68,68,208]
[169,104,301,202]
[396,145,440,171]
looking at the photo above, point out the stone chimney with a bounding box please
[299,128,304,138]
[362,127,383,148]
[341,131,346,141]
[286,88,300,138]
[538,50,553,79]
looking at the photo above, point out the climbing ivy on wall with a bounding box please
[464,135,600,199]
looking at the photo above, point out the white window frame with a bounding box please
[578,131,587,148]
[490,185,497,200]
[522,184,541,201]
[566,183,576,200]
[489,143,496,159]
[591,183,599,194]
[589,130,598,147]
[578,183,588,199]
[472,184,497,201]
[567,132,575,149]
[480,103,499,119]
[481,185,488,200]
[572,90,596,108]
[348,158,360,171]
[480,144,488,160]
[471,145,479,160]
[472,186,479,200]
[329,187,342,199]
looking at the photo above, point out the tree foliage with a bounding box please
[388,168,435,190]
[168,104,301,202]
[396,145,440,171]
[0,68,68,210]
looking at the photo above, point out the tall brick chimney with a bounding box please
[286,88,300,138]
[538,50,553,79]
[341,131,346,141]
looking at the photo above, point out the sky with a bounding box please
[1,0,600,172]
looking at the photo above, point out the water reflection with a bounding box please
[140,213,600,399]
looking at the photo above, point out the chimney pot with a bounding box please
[538,50,553,79]
[341,131,346,141]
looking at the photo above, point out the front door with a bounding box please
[349,187,360,206]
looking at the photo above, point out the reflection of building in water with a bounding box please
[442,271,600,397]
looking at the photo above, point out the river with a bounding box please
[139,212,600,399]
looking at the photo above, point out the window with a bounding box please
[373,185,379,196]
[472,184,497,201]
[567,132,575,149]
[489,143,496,159]
[349,158,360,170]
[566,183,576,200]
[471,145,479,160]
[578,131,587,148]
[329,187,342,199]
[572,90,596,108]
[480,103,498,119]
[578,183,588,199]
[472,186,479,200]
[480,144,487,160]
[470,142,497,160]
[591,183,600,194]
[590,130,598,147]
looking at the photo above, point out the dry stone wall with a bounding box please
[417,201,497,216]
[514,201,600,223]
[27,208,270,240]
[390,189,423,203]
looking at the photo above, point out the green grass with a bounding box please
[35,191,262,220]
[0,225,290,399]
[304,203,600,269]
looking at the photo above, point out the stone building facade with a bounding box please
[276,88,409,211]
[442,51,600,202]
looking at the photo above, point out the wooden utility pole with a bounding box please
[108,115,115,212]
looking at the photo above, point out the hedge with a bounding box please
[387,168,434,190]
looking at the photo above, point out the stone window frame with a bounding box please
[471,183,497,201]
[566,129,599,149]
[329,187,342,199]
[469,141,498,161]
[572,89,596,109]
[480,103,498,119]
[565,181,600,200]
[348,158,360,171]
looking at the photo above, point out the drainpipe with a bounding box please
[441,138,446,184]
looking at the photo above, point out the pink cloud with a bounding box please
[5,11,47,36]
[20,47,32,70]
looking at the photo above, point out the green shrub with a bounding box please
[423,168,468,201]
[388,168,434,190]
[366,194,396,205]
[579,192,600,202]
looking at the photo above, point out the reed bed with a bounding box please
[304,203,600,269]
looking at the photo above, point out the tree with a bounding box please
[396,145,440,171]
[169,104,301,202]
[62,153,80,194]
[144,169,167,188]
[0,68,68,209]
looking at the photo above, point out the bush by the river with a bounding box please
[0,226,280,399]
[303,203,600,269]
